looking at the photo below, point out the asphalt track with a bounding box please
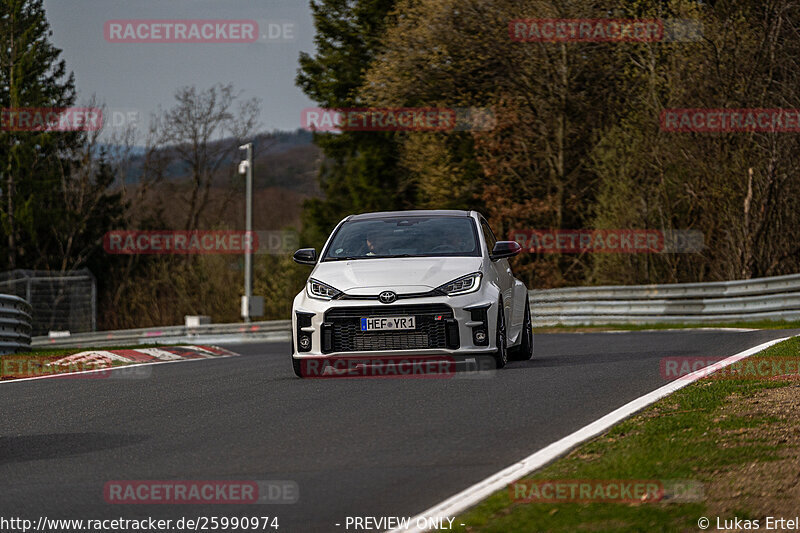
[2,329,798,532]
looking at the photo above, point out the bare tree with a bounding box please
[148,84,261,231]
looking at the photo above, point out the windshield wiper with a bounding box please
[325,254,429,261]
[356,254,428,259]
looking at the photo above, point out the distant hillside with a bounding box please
[119,129,323,231]
[252,131,321,194]
[115,129,320,191]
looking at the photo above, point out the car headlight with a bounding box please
[307,278,343,300]
[437,272,482,296]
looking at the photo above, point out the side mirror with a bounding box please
[490,241,522,261]
[293,248,317,265]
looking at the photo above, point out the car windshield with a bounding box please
[323,216,480,260]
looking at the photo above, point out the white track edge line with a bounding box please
[0,353,237,384]
[540,327,759,334]
[389,336,793,533]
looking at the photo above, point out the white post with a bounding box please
[239,143,254,323]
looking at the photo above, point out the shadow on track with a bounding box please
[0,433,149,464]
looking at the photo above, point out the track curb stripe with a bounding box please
[47,345,233,365]
[389,336,793,533]
[104,349,159,362]
[1,345,239,384]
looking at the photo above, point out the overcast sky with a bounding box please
[43,0,317,140]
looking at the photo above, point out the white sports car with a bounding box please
[290,210,532,377]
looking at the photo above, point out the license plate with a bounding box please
[360,316,416,331]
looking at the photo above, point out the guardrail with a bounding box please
[0,294,33,354]
[31,320,291,349]
[26,272,800,348]
[531,273,800,326]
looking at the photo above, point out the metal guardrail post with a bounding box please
[91,276,97,332]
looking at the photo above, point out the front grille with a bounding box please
[338,289,443,301]
[324,304,454,353]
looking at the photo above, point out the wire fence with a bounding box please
[0,269,96,336]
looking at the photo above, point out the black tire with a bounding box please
[493,301,508,369]
[291,340,305,378]
[510,296,533,361]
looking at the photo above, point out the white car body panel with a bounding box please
[311,257,483,293]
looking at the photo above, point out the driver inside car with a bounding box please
[365,230,385,256]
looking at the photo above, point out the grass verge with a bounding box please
[454,335,800,532]
[0,345,164,380]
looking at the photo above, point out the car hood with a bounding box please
[311,256,483,294]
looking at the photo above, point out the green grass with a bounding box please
[452,336,800,532]
[0,345,166,380]
[534,319,800,333]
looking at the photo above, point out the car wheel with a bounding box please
[493,301,508,369]
[510,296,533,361]
[291,340,305,378]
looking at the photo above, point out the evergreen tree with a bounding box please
[0,0,126,272]
[296,0,406,248]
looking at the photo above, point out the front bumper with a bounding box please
[291,288,499,359]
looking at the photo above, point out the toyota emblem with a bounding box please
[379,291,397,304]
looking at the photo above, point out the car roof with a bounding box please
[347,210,474,221]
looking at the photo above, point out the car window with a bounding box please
[481,220,498,253]
[323,216,480,260]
